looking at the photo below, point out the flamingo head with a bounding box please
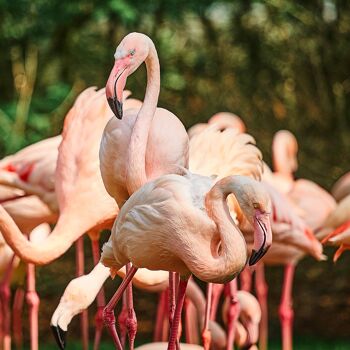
[234,177,273,265]
[225,176,273,266]
[106,32,149,119]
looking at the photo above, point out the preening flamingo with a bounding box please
[101,172,272,350]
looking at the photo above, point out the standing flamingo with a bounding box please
[255,130,333,350]
[100,172,272,350]
[100,31,189,349]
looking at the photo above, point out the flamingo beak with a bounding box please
[249,212,272,266]
[51,325,67,349]
[106,58,130,119]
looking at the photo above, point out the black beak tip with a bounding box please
[248,246,269,266]
[51,325,67,350]
[107,97,123,120]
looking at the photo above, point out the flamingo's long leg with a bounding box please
[225,279,240,350]
[202,283,213,350]
[154,290,167,342]
[125,263,137,350]
[209,283,224,321]
[0,255,16,350]
[75,236,89,350]
[240,267,253,292]
[103,265,138,350]
[167,276,189,350]
[168,272,176,330]
[91,238,106,350]
[161,289,170,342]
[118,292,128,348]
[184,298,199,344]
[279,264,295,350]
[26,263,40,350]
[255,263,268,350]
[12,287,25,350]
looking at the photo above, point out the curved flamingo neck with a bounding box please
[0,207,89,265]
[205,178,247,270]
[272,132,297,178]
[126,40,160,195]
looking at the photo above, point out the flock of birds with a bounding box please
[0,32,349,350]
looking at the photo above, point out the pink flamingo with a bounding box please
[101,32,189,349]
[0,136,59,350]
[188,122,263,350]
[0,87,121,350]
[255,130,333,350]
[100,173,272,350]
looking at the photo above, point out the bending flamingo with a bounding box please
[101,172,272,350]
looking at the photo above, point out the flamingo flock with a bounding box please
[0,32,348,350]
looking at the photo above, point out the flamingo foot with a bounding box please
[51,325,67,350]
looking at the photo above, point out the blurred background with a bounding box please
[0,0,350,348]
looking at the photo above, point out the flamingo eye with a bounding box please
[253,202,259,209]
[129,49,136,56]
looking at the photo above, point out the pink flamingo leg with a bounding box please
[91,238,106,350]
[161,289,170,341]
[167,276,189,350]
[184,298,199,344]
[168,272,176,329]
[125,263,137,350]
[240,267,252,292]
[225,279,240,350]
[118,292,128,347]
[26,263,40,350]
[76,236,89,350]
[154,290,167,341]
[0,255,16,350]
[12,287,25,349]
[103,265,138,350]
[279,264,295,350]
[255,263,268,350]
[202,283,213,350]
[210,283,224,320]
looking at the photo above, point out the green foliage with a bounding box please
[0,0,349,188]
